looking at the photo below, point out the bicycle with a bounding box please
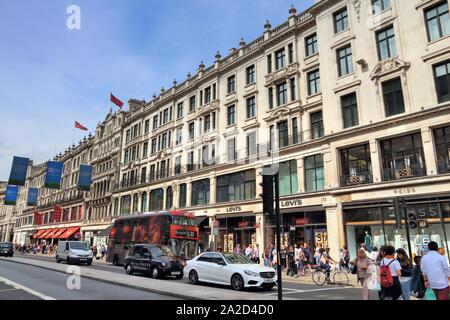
[312,263,349,287]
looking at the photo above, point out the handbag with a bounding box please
[352,259,358,275]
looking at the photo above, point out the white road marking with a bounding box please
[0,276,56,300]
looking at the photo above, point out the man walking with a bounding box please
[420,241,450,300]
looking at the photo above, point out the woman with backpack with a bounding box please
[350,248,371,300]
[396,248,413,300]
[379,246,402,300]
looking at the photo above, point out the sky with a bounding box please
[0,0,314,181]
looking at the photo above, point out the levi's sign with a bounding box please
[281,199,303,208]
[226,206,242,213]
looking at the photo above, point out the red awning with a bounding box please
[51,228,67,239]
[45,229,60,239]
[39,229,54,239]
[32,229,47,239]
[59,227,80,239]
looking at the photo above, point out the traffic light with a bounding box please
[259,174,274,215]
[407,211,418,229]
[393,198,403,229]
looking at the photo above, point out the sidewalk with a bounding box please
[281,272,360,287]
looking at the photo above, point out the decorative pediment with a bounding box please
[156,150,170,160]
[370,57,410,81]
[265,63,299,86]
[264,107,290,123]
[196,100,219,117]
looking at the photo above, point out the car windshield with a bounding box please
[151,246,174,257]
[223,253,255,264]
[0,243,12,248]
[70,242,89,250]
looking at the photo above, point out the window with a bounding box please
[246,96,256,119]
[279,160,298,196]
[305,155,324,192]
[179,184,187,208]
[191,179,210,206]
[217,170,255,203]
[227,75,236,94]
[308,70,321,96]
[151,138,157,154]
[434,126,450,173]
[161,133,168,149]
[275,48,286,70]
[144,120,150,134]
[205,87,211,104]
[143,142,148,158]
[340,144,372,186]
[166,187,173,210]
[188,122,195,140]
[337,45,353,77]
[187,151,194,171]
[126,129,130,142]
[372,0,391,14]
[153,116,158,130]
[246,65,255,85]
[227,138,236,162]
[341,92,359,128]
[246,132,257,157]
[311,111,324,139]
[290,78,296,101]
[141,192,147,212]
[267,54,272,73]
[334,7,349,33]
[305,33,318,57]
[425,1,450,42]
[376,26,397,61]
[177,102,183,119]
[200,91,203,106]
[278,121,289,148]
[434,60,450,103]
[276,82,288,106]
[213,83,217,100]
[288,43,294,64]
[268,87,274,109]
[176,128,182,145]
[124,150,129,164]
[227,105,236,126]
[162,109,169,124]
[189,96,196,112]
[380,133,426,181]
[173,157,182,176]
[149,189,164,211]
[382,77,405,117]
[292,118,299,144]
[200,116,209,134]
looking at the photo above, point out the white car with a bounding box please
[184,252,277,291]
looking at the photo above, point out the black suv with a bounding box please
[124,244,184,279]
[0,242,14,257]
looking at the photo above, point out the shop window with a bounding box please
[278,160,298,196]
[217,170,255,203]
[191,179,210,206]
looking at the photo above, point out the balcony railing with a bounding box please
[340,171,373,187]
[382,164,426,181]
[437,159,450,174]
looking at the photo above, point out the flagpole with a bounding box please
[72,124,75,145]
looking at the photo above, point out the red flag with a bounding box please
[110,93,124,108]
[75,121,88,131]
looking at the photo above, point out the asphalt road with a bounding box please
[0,259,179,300]
[3,253,374,300]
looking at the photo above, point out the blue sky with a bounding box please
[0,0,314,181]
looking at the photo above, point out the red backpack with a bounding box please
[379,259,395,288]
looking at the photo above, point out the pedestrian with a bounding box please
[234,244,242,254]
[295,244,306,277]
[350,248,371,300]
[92,246,98,259]
[101,245,107,260]
[252,244,260,264]
[314,243,322,266]
[286,246,296,277]
[396,248,413,300]
[302,242,313,273]
[378,245,402,300]
[420,241,450,300]
[271,247,277,270]
[339,245,350,271]
[411,256,426,299]
[371,247,379,263]
[262,248,270,267]
[280,245,287,271]
[245,244,252,258]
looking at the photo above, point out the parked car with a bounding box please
[56,241,93,265]
[0,242,14,258]
[184,252,277,291]
[124,244,184,279]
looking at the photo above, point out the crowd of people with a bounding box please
[12,242,108,260]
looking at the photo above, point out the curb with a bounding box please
[0,257,201,300]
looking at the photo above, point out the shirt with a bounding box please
[420,251,450,290]
[381,258,401,278]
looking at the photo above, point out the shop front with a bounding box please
[82,225,110,248]
[215,214,257,253]
[344,195,450,260]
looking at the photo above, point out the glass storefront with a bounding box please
[216,216,256,253]
[344,197,450,260]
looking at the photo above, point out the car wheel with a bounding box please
[112,255,119,266]
[67,257,72,265]
[86,261,92,266]
[231,274,244,291]
[125,264,133,275]
[151,267,160,279]
[188,270,199,285]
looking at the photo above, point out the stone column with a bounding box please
[173,184,179,209]
[323,148,337,189]
[162,187,167,210]
[325,203,345,260]
[369,139,382,183]
[421,127,438,175]
[209,175,216,205]
[296,157,304,193]
[302,112,312,141]
[186,182,192,208]
[137,192,142,213]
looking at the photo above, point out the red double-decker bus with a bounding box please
[106,211,199,265]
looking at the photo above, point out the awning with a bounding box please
[81,225,110,232]
[45,229,60,239]
[51,228,67,239]
[59,227,80,239]
[32,229,47,239]
[39,229,55,239]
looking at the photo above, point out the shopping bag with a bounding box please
[425,287,436,300]
[367,264,381,291]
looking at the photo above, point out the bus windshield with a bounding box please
[172,216,196,226]
[169,239,197,259]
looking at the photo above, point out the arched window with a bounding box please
[191,179,210,206]
[141,192,147,213]
[121,195,131,215]
[166,187,173,210]
[149,189,164,211]
[114,198,119,216]
[132,194,139,213]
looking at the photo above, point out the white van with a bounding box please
[56,241,93,265]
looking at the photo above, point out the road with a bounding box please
[0,253,375,300]
[0,259,179,300]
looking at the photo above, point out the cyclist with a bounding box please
[319,247,338,282]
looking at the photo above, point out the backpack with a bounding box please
[380,259,395,288]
